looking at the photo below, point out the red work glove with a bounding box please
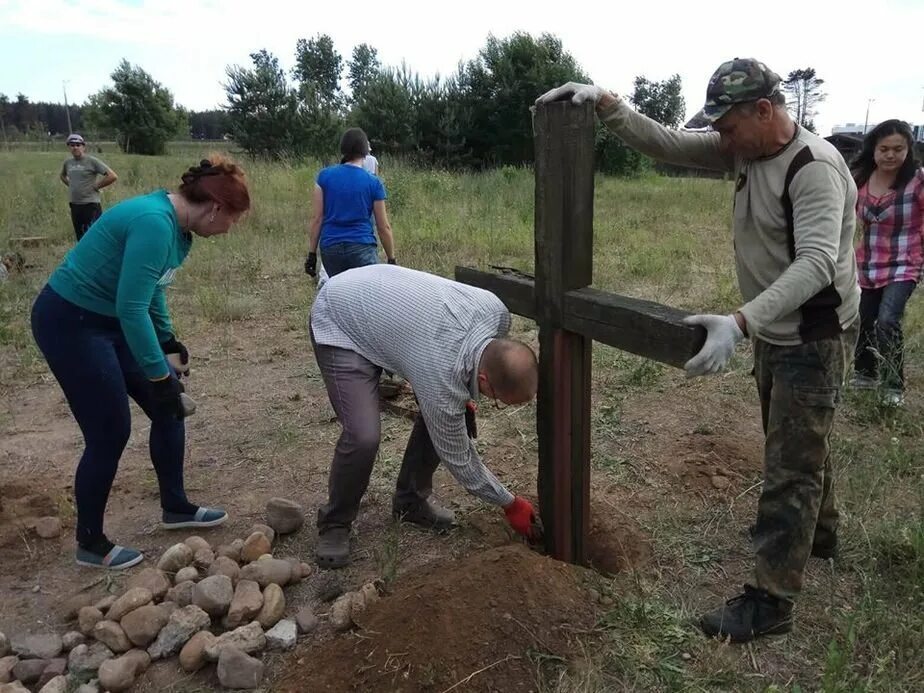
[503,496,537,538]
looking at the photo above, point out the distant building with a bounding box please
[831,122,924,141]
[827,122,924,165]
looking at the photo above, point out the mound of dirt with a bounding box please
[276,544,597,692]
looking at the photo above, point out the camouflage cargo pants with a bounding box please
[752,322,857,600]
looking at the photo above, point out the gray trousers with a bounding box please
[312,338,440,533]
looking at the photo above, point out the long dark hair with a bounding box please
[339,128,370,164]
[851,119,919,190]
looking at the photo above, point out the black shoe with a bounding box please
[315,527,351,569]
[700,584,793,643]
[392,499,456,531]
[747,524,838,559]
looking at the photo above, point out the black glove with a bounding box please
[387,257,397,265]
[161,336,190,377]
[150,376,186,420]
[305,252,317,277]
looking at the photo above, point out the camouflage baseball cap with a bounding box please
[685,58,781,128]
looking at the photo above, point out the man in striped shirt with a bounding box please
[310,264,540,568]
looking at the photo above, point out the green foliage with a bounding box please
[347,43,381,101]
[631,73,685,128]
[783,67,825,132]
[84,60,185,155]
[292,34,343,108]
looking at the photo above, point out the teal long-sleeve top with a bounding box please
[48,189,191,379]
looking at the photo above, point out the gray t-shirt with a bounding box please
[62,155,110,204]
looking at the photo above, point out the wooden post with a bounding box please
[533,101,595,563]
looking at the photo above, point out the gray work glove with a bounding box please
[536,82,606,106]
[682,314,745,377]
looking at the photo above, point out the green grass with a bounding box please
[1,147,922,691]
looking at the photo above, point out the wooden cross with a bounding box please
[456,101,706,564]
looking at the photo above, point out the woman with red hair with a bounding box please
[31,155,250,569]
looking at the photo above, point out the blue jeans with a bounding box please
[854,281,916,390]
[31,285,193,547]
[321,242,379,278]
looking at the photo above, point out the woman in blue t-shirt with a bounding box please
[30,156,251,569]
[304,128,396,278]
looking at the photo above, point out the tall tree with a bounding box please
[630,74,685,128]
[782,68,825,133]
[225,49,300,158]
[84,60,185,154]
[347,43,381,100]
[292,34,343,107]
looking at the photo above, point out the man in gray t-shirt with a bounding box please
[60,133,118,241]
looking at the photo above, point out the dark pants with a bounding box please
[311,338,439,533]
[752,323,855,600]
[320,242,379,278]
[31,286,193,547]
[854,281,916,391]
[69,202,102,241]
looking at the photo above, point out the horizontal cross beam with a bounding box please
[455,266,706,369]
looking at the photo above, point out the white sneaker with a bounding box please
[849,373,877,390]
[881,389,904,407]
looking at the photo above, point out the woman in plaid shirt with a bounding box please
[851,120,924,405]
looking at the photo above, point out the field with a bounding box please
[0,144,922,692]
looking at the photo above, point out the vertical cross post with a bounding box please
[533,101,596,563]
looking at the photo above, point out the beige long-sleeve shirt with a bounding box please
[599,98,859,345]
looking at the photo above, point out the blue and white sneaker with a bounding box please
[162,506,228,530]
[76,544,144,570]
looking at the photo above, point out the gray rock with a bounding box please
[240,532,271,563]
[77,607,103,636]
[146,605,210,660]
[92,621,132,654]
[178,631,215,673]
[106,587,153,622]
[92,595,117,614]
[205,622,265,662]
[61,631,85,652]
[98,650,148,693]
[12,633,62,660]
[67,642,114,678]
[193,547,215,570]
[0,655,18,683]
[120,604,169,648]
[164,580,195,608]
[12,658,47,684]
[58,593,95,622]
[34,517,62,539]
[265,498,305,535]
[207,556,240,585]
[76,680,100,693]
[174,566,199,584]
[36,658,67,688]
[225,580,263,629]
[0,634,7,658]
[156,543,194,573]
[192,574,234,617]
[216,539,243,562]
[37,675,68,693]
[239,558,292,588]
[329,593,353,631]
[125,569,170,601]
[265,619,297,651]
[294,607,318,634]
[248,523,276,545]
[1,681,31,693]
[183,536,211,554]
[120,649,151,675]
[256,583,285,629]
[217,647,264,690]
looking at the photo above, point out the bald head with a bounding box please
[477,339,538,405]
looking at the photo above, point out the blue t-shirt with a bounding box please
[317,164,386,249]
[48,190,191,379]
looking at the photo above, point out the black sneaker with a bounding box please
[748,524,838,559]
[392,499,456,531]
[315,527,351,569]
[700,584,793,643]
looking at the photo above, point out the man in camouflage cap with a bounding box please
[538,59,859,643]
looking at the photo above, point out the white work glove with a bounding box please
[682,314,745,377]
[535,82,606,106]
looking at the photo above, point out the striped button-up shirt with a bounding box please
[310,264,515,507]
[856,168,924,289]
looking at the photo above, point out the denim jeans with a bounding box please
[31,285,192,547]
[320,242,379,278]
[854,281,916,390]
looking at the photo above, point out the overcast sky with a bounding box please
[2,0,922,136]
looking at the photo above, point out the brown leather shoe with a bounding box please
[315,527,351,569]
[392,499,456,531]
